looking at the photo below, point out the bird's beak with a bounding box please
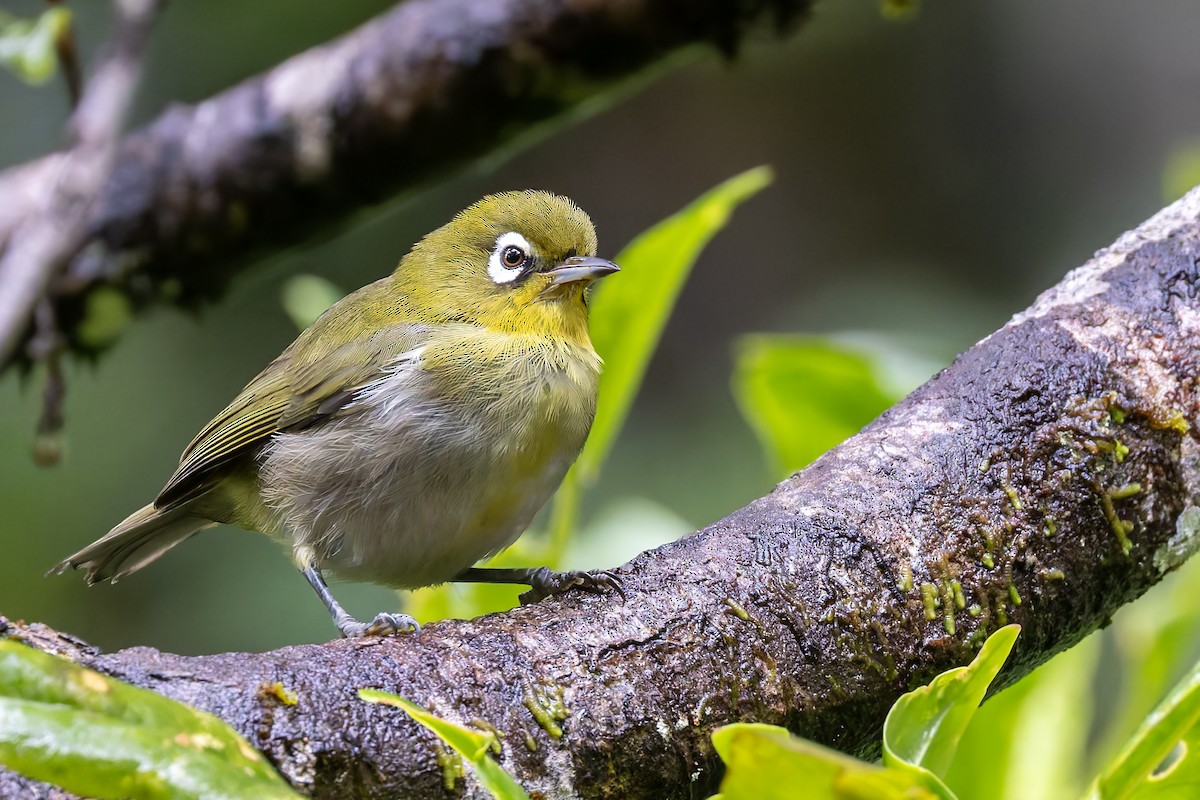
[544,256,620,287]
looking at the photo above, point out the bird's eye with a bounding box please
[501,245,527,269]
[488,231,534,285]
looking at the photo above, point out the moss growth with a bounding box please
[1109,482,1142,500]
[1003,485,1024,512]
[724,598,751,622]
[523,682,568,739]
[754,646,779,678]
[724,598,765,632]
[470,719,504,755]
[258,681,298,706]
[1055,393,1151,555]
[1153,410,1190,434]
[433,739,464,791]
[950,579,966,609]
[982,528,996,569]
[909,390,1152,654]
[933,580,955,635]
[920,583,939,621]
[1100,491,1135,555]
[965,626,989,649]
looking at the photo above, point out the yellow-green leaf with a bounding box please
[0,641,299,799]
[883,625,1020,783]
[0,8,71,86]
[280,274,343,331]
[733,335,897,476]
[713,723,940,800]
[943,635,1099,800]
[359,689,530,800]
[1087,656,1200,800]
[576,165,773,484]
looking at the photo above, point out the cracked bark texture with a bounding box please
[0,0,810,369]
[5,187,1200,797]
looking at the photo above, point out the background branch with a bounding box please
[0,0,161,366]
[3,186,1200,798]
[0,0,810,371]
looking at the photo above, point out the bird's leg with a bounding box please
[453,566,624,605]
[301,564,419,638]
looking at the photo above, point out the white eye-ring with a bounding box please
[488,231,532,284]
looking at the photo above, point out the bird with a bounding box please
[53,191,623,637]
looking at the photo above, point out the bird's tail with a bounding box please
[50,504,215,584]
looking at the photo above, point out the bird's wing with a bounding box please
[154,323,428,510]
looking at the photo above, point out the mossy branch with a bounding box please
[5,187,1200,798]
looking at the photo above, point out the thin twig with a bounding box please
[30,300,65,466]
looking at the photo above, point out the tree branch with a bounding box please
[0,0,811,370]
[5,187,1200,797]
[0,0,162,366]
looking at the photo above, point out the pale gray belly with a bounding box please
[258,394,583,588]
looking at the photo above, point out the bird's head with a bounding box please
[395,191,618,342]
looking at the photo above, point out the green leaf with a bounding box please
[576,165,773,484]
[0,8,71,86]
[943,634,1100,800]
[280,274,343,331]
[713,723,941,800]
[76,286,134,350]
[713,628,1022,800]
[359,689,530,800]
[1086,656,1200,800]
[883,625,1020,784]
[1094,556,1200,774]
[1128,733,1200,800]
[733,335,898,476]
[0,641,300,800]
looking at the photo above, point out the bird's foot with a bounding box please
[337,611,420,638]
[518,567,625,605]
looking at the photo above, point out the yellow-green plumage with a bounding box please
[54,191,619,636]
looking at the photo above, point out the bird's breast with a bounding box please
[260,334,601,587]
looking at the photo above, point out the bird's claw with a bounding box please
[519,567,625,605]
[339,611,420,638]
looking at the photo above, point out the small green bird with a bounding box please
[54,191,621,637]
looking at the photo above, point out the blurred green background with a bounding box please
[1,0,1198,696]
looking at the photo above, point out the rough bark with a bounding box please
[5,187,1200,797]
[0,0,810,368]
